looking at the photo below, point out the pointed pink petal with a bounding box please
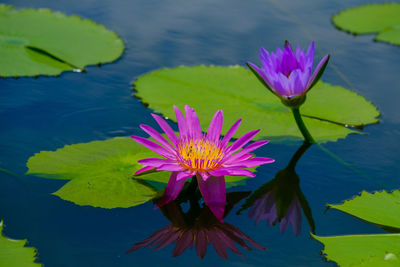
[199,171,210,181]
[224,169,256,177]
[208,169,230,177]
[184,105,202,139]
[174,106,188,139]
[134,166,156,175]
[157,172,186,207]
[151,114,179,146]
[215,230,244,259]
[140,124,176,153]
[197,174,226,222]
[126,227,169,253]
[225,157,275,168]
[224,140,269,163]
[138,158,175,167]
[206,110,223,143]
[221,119,241,146]
[157,163,185,172]
[176,171,195,181]
[226,129,260,154]
[131,135,173,158]
[154,229,181,249]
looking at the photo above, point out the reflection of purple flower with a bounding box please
[132,105,274,221]
[249,191,302,236]
[247,41,329,107]
[127,200,265,259]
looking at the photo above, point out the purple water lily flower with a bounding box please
[131,105,274,221]
[247,41,330,107]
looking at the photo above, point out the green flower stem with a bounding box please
[291,107,315,143]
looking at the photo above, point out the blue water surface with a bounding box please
[1,0,400,266]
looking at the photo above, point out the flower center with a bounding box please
[177,138,225,172]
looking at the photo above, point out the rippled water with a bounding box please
[1,0,399,266]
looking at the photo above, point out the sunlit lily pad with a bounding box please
[0,4,124,77]
[329,190,400,230]
[312,233,400,266]
[134,65,379,143]
[332,3,400,46]
[0,220,41,267]
[26,137,251,208]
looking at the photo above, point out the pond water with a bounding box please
[1,0,399,266]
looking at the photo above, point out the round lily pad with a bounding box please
[0,4,124,77]
[332,3,400,46]
[133,65,379,143]
[0,220,41,267]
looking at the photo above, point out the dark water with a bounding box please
[1,0,399,266]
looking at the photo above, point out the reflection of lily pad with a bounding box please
[329,190,400,230]
[134,65,379,143]
[0,4,124,77]
[332,3,400,46]
[0,220,41,267]
[26,137,252,208]
[312,233,400,266]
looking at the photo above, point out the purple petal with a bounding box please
[157,172,186,207]
[176,171,195,181]
[208,169,230,177]
[197,174,226,222]
[199,171,210,181]
[151,114,179,147]
[306,54,330,91]
[226,129,260,154]
[225,157,275,168]
[206,110,223,143]
[184,105,202,139]
[223,169,256,177]
[154,229,181,250]
[131,135,173,158]
[157,163,185,172]
[138,158,175,167]
[173,105,188,139]
[247,62,275,92]
[215,230,244,259]
[195,230,208,259]
[225,140,269,163]
[134,166,156,176]
[126,227,169,253]
[140,124,176,153]
[221,119,241,146]
[306,41,315,60]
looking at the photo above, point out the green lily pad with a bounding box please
[134,65,379,143]
[0,4,124,77]
[312,233,400,266]
[0,220,41,267]
[329,190,400,230]
[26,137,251,208]
[332,3,400,46]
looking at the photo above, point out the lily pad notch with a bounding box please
[0,4,125,77]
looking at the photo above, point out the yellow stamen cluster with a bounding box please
[178,139,224,171]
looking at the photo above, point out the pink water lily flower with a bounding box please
[131,105,274,221]
[247,41,330,107]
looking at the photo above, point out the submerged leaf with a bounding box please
[332,3,400,46]
[134,65,379,143]
[329,190,400,230]
[0,4,124,77]
[0,220,41,267]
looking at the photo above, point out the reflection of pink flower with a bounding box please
[132,105,274,221]
[127,202,265,259]
[249,191,302,236]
